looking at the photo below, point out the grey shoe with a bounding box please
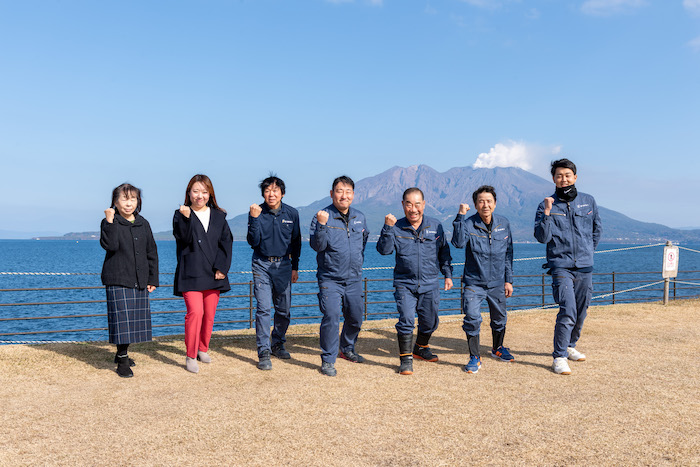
[271,343,291,359]
[185,357,199,374]
[257,350,272,370]
[197,350,212,363]
[321,361,337,377]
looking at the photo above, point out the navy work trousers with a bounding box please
[253,257,292,356]
[551,268,592,359]
[317,280,364,363]
[461,283,507,337]
[394,285,440,336]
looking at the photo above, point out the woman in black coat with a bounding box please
[173,174,233,374]
[100,183,159,378]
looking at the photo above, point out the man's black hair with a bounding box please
[550,158,577,176]
[259,174,286,196]
[472,185,497,205]
[332,175,354,190]
[402,187,424,201]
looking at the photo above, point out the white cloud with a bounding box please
[685,0,700,16]
[580,0,647,16]
[689,35,700,51]
[473,141,561,176]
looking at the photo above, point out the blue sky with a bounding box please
[1,0,699,236]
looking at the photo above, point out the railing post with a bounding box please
[663,278,670,305]
[541,274,546,308]
[249,280,254,329]
[363,277,368,321]
[612,272,616,305]
[673,277,676,299]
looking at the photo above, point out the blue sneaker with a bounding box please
[463,355,481,374]
[490,346,514,362]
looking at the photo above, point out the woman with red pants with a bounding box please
[173,174,233,373]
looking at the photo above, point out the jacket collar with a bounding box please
[327,204,356,220]
[114,213,142,227]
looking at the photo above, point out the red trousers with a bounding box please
[183,290,220,359]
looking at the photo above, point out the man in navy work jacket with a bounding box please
[310,175,369,377]
[247,175,302,371]
[452,185,514,374]
[376,187,453,375]
[534,158,601,375]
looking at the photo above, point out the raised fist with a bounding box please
[104,208,115,223]
[316,210,329,225]
[458,203,470,215]
[543,197,554,214]
[179,205,191,218]
[250,204,262,218]
[384,214,397,226]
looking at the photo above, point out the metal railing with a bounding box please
[1,269,698,343]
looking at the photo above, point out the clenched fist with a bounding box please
[543,197,554,215]
[104,208,115,223]
[316,210,329,225]
[458,203,470,215]
[179,205,191,218]
[250,204,262,218]
[384,214,397,226]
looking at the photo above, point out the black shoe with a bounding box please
[413,344,438,362]
[271,343,291,359]
[116,355,133,378]
[321,361,337,377]
[114,355,136,367]
[257,350,272,370]
[339,350,365,363]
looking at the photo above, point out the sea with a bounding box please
[1,240,699,343]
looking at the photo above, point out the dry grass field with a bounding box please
[1,300,698,466]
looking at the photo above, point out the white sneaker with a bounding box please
[567,347,586,361]
[552,357,571,375]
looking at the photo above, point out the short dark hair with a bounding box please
[402,187,424,201]
[551,158,577,176]
[259,174,286,196]
[111,183,142,215]
[332,175,354,190]
[472,185,497,205]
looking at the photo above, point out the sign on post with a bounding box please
[662,243,679,279]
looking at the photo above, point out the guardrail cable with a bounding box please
[0,242,668,276]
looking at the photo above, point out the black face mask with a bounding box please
[556,184,577,202]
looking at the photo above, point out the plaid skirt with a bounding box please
[106,286,152,344]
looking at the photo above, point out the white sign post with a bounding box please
[662,241,679,304]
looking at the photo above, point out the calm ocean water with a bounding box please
[1,239,699,342]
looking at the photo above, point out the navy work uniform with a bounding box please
[534,192,601,359]
[310,204,369,364]
[247,202,301,357]
[376,216,452,345]
[452,213,513,356]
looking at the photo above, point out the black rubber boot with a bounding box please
[467,334,480,357]
[397,333,414,375]
[413,332,438,362]
[116,355,133,378]
[492,328,505,352]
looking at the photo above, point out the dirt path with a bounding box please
[1,300,698,466]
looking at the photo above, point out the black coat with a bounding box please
[173,208,233,296]
[100,214,159,289]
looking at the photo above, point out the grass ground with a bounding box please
[1,300,698,466]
